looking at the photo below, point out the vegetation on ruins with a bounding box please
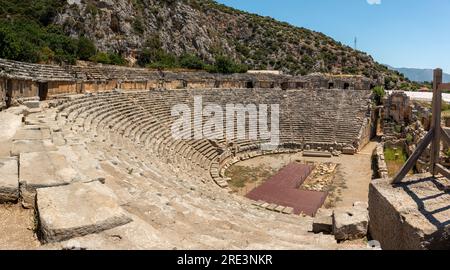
[384,146,409,177]
[0,0,416,87]
[372,86,386,105]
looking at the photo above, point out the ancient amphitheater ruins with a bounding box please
[0,58,448,250]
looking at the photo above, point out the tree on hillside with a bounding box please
[77,37,96,61]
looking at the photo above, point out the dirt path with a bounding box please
[333,141,377,207]
[0,204,40,250]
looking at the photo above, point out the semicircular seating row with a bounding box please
[56,88,371,187]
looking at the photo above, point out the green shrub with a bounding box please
[89,52,110,64]
[179,54,205,70]
[39,46,55,63]
[406,133,413,143]
[108,53,126,66]
[90,52,126,65]
[372,86,385,105]
[77,36,96,60]
[208,55,248,74]
[133,18,144,34]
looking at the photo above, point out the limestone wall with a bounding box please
[356,116,373,151]
[217,80,246,89]
[48,81,77,97]
[303,74,374,90]
[164,80,185,90]
[0,57,378,108]
[186,80,216,89]
[374,143,388,179]
[9,79,38,99]
[384,91,413,124]
[369,176,450,250]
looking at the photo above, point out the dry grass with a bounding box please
[225,165,276,195]
[384,146,409,177]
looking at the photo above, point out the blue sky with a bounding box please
[216,0,450,73]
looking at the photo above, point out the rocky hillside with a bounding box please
[1,0,410,88]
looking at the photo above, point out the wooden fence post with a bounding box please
[430,68,443,175]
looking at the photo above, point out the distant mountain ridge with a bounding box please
[388,66,450,83]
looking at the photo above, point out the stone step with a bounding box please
[37,181,132,243]
[0,157,19,203]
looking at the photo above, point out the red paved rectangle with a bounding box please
[246,162,327,216]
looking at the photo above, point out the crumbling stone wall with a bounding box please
[303,73,375,90]
[8,79,38,99]
[48,81,77,96]
[404,121,430,173]
[413,101,432,130]
[357,108,376,151]
[383,91,413,124]
[374,143,388,179]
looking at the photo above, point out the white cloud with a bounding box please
[367,0,381,5]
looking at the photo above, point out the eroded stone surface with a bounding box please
[369,175,450,250]
[40,215,171,250]
[0,158,19,203]
[313,208,333,234]
[333,207,369,241]
[11,139,57,156]
[37,181,132,243]
[23,101,40,109]
[313,215,333,234]
[19,151,80,208]
[13,128,51,141]
[19,151,79,188]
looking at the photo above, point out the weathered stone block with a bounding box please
[37,181,132,243]
[19,151,80,208]
[0,158,19,203]
[333,207,369,241]
[13,128,51,141]
[303,151,332,158]
[11,139,57,156]
[313,215,333,234]
[282,207,294,215]
[266,203,277,211]
[342,146,356,155]
[23,100,40,109]
[274,205,285,213]
[353,201,369,210]
[369,176,450,250]
[259,202,269,208]
[316,208,333,217]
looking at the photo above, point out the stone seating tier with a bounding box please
[55,88,371,189]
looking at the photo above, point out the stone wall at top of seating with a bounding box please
[0,58,376,89]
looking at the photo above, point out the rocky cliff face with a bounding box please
[56,0,403,85]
